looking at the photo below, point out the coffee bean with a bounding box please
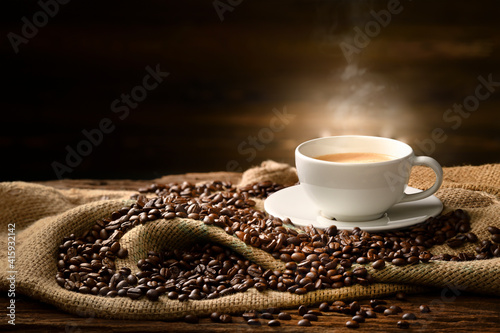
[384,309,395,316]
[353,267,367,277]
[210,312,221,322]
[488,226,500,234]
[220,314,232,323]
[397,320,410,328]
[419,305,431,313]
[291,253,306,262]
[146,289,159,301]
[268,319,280,326]
[127,288,142,300]
[298,319,311,326]
[167,291,178,300]
[116,280,129,290]
[278,312,292,320]
[372,259,386,270]
[319,302,329,312]
[402,313,417,320]
[247,319,261,325]
[261,313,274,320]
[392,258,406,266]
[298,305,308,316]
[365,310,377,318]
[295,287,307,295]
[352,315,365,323]
[466,233,478,243]
[116,248,128,259]
[373,305,387,313]
[348,301,360,313]
[346,320,359,328]
[446,238,464,248]
[303,313,318,321]
[307,310,322,316]
[390,305,402,313]
[243,312,258,320]
[492,234,500,243]
[184,314,199,324]
[370,299,387,307]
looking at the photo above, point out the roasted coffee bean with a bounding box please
[402,313,417,320]
[247,319,261,326]
[261,313,274,320]
[220,314,232,323]
[384,309,395,316]
[127,288,142,300]
[488,226,500,234]
[278,312,292,320]
[372,259,386,270]
[373,305,387,313]
[295,287,307,295]
[352,315,365,323]
[298,319,311,326]
[356,309,367,317]
[346,320,359,328]
[146,289,159,301]
[397,320,410,328]
[243,312,258,320]
[184,314,199,324]
[307,310,322,316]
[365,310,377,318]
[356,257,369,264]
[390,305,402,313]
[117,289,128,298]
[298,305,308,316]
[210,312,221,322]
[466,233,478,243]
[116,248,128,259]
[291,253,306,262]
[268,319,281,326]
[392,258,406,266]
[303,313,318,321]
[349,301,360,313]
[492,234,500,243]
[446,238,464,248]
[167,291,178,300]
[370,299,386,307]
[419,305,431,313]
[319,302,329,312]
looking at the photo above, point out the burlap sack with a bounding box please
[0,161,499,320]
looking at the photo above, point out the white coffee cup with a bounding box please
[295,135,443,222]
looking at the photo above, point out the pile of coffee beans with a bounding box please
[56,180,498,323]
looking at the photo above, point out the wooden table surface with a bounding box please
[2,176,499,332]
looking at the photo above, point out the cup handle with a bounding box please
[399,156,443,203]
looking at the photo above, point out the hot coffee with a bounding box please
[315,152,395,164]
[296,136,443,221]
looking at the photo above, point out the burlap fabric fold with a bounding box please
[0,161,499,320]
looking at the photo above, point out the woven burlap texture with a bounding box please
[0,162,499,320]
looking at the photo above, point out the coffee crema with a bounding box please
[314,152,396,163]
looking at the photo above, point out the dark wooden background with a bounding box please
[2,0,500,182]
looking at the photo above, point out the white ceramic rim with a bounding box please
[295,135,414,167]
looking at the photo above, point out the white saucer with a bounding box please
[264,185,443,232]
